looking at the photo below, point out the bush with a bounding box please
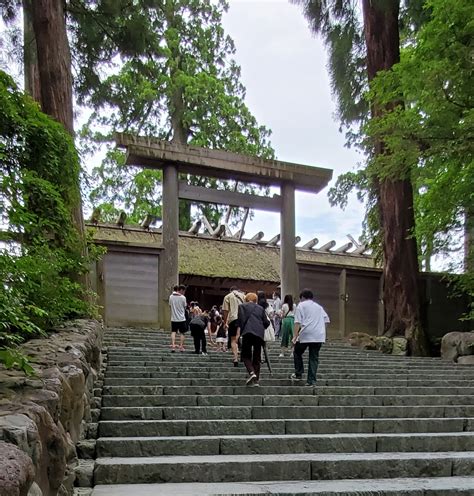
[0,71,97,372]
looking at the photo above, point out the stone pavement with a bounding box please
[77,327,474,495]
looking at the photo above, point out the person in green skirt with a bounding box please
[279,294,296,357]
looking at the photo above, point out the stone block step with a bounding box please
[93,451,474,484]
[101,385,474,396]
[105,350,439,361]
[104,369,473,380]
[99,384,474,397]
[105,358,458,369]
[98,417,474,438]
[96,432,474,457]
[103,361,469,372]
[99,405,474,421]
[103,374,474,385]
[103,350,443,359]
[105,365,468,377]
[101,379,474,393]
[105,345,385,354]
[101,393,474,408]
[89,476,474,495]
[104,380,474,393]
[106,362,474,380]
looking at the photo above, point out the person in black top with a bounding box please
[237,292,270,386]
[189,310,210,355]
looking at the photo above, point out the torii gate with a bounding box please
[116,134,333,327]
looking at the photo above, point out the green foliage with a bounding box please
[365,0,473,269]
[291,0,368,128]
[0,71,97,371]
[71,0,274,228]
[326,0,473,279]
[0,348,35,376]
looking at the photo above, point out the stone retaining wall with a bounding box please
[0,319,103,496]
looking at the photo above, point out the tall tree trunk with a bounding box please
[23,0,41,100]
[362,0,428,355]
[30,0,90,293]
[31,0,74,133]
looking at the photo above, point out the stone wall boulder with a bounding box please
[346,332,407,356]
[441,331,474,362]
[0,441,34,496]
[374,336,393,354]
[346,332,377,350]
[0,319,103,496]
[392,337,408,356]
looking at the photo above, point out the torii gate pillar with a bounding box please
[280,181,299,300]
[159,164,179,328]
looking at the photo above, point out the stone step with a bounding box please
[103,373,474,384]
[101,393,474,408]
[99,405,474,421]
[101,379,474,392]
[104,364,471,374]
[100,384,474,397]
[104,347,432,358]
[96,432,474,457]
[105,357,457,368]
[90,476,474,495]
[104,371,474,382]
[93,451,474,484]
[98,417,473,437]
[94,327,474,493]
[103,375,474,387]
[101,384,474,396]
[105,343,383,352]
[104,366,471,378]
[105,362,466,373]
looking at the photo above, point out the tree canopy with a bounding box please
[72,0,274,227]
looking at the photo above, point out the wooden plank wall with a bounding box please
[103,251,159,327]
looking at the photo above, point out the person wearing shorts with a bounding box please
[169,285,187,352]
[222,287,245,366]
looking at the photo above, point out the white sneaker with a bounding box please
[278,353,284,357]
[246,372,257,385]
[201,352,208,356]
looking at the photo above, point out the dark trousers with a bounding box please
[190,325,207,354]
[241,333,263,379]
[293,342,322,384]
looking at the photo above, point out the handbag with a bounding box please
[264,308,276,342]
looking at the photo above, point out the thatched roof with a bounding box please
[89,224,377,283]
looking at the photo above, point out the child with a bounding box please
[215,314,227,352]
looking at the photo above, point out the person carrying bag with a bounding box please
[237,292,270,387]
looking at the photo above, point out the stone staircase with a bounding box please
[83,327,474,495]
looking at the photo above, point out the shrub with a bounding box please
[0,71,97,373]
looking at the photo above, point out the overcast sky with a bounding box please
[222,0,366,249]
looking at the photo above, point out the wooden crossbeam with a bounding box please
[178,182,281,212]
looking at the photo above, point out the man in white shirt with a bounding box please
[291,288,330,386]
[169,284,188,352]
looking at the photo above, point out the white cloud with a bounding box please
[223,1,366,246]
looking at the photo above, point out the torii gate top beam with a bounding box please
[116,133,333,193]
